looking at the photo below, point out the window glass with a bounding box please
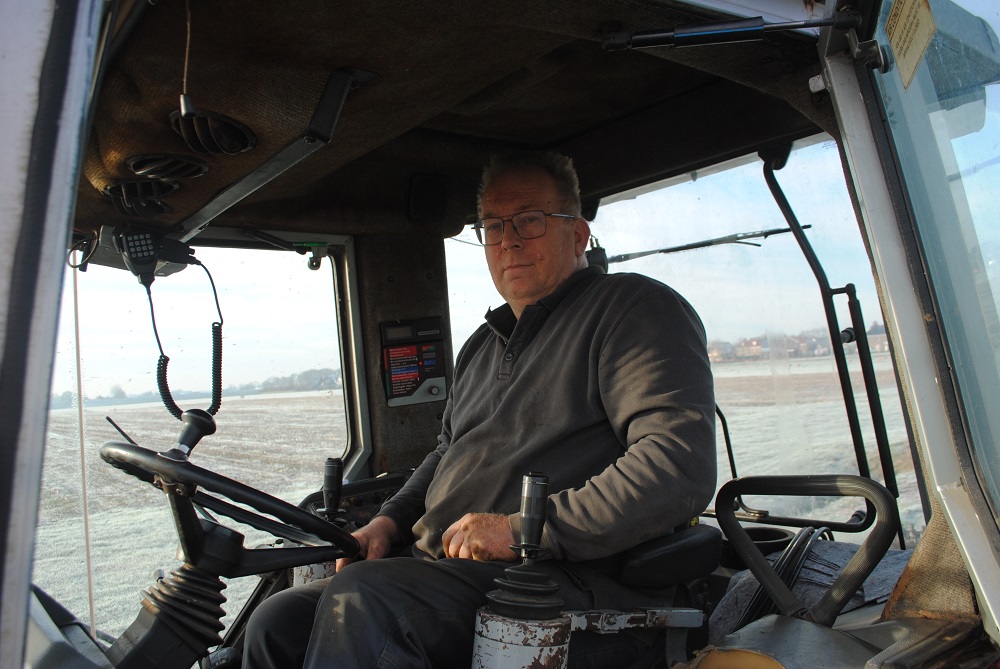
[36,247,347,640]
[447,138,924,544]
[873,0,1000,524]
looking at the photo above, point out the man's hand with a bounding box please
[442,513,517,561]
[336,515,399,572]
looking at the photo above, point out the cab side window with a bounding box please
[38,247,348,637]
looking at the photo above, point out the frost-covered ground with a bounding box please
[35,391,347,640]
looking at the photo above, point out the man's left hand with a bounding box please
[442,513,517,561]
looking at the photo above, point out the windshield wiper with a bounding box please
[607,225,806,265]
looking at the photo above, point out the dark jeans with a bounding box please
[242,555,652,669]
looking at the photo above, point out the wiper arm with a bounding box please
[603,12,861,50]
[607,224,808,264]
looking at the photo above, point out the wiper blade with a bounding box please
[607,224,809,264]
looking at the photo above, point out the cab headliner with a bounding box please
[74,0,832,243]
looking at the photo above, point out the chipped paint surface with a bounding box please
[473,609,570,669]
[569,608,704,632]
[291,560,337,586]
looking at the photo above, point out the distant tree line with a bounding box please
[49,368,342,409]
[259,368,341,393]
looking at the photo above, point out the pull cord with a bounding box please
[69,255,99,637]
[146,263,224,420]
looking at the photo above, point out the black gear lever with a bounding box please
[159,409,216,461]
[516,473,549,563]
[485,472,564,619]
[319,457,344,521]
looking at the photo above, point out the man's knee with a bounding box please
[314,559,412,623]
[254,578,328,630]
[243,578,328,669]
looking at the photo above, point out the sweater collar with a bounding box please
[484,265,605,339]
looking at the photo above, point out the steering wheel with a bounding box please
[99,409,360,578]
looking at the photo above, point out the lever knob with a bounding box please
[519,473,549,552]
[176,409,217,455]
[321,457,344,519]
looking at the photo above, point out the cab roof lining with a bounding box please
[74,0,832,240]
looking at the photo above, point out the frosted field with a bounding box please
[33,355,923,641]
[35,391,349,641]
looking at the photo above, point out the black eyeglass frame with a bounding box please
[471,210,578,246]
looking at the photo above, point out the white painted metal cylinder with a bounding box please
[472,608,570,669]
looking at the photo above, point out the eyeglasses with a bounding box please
[471,210,577,246]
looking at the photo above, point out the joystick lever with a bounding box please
[161,409,217,461]
[484,472,563,620]
[320,457,344,520]
[516,473,548,563]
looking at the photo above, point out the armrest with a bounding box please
[620,524,722,589]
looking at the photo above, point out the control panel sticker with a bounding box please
[380,317,446,405]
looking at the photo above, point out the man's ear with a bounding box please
[573,218,591,256]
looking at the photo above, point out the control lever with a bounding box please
[483,472,563,620]
[516,473,549,563]
[319,457,344,521]
[160,409,216,461]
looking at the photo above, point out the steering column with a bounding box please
[100,410,360,668]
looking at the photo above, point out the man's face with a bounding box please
[479,168,590,317]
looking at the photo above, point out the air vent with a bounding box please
[127,154,208,181]
[104,179,180,218]
[169,108,256,155]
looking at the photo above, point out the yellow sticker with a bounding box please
[886,0,937,89]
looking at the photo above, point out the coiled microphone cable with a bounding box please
[145,261,224,419]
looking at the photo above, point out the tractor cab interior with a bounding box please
[15,0,1000,667]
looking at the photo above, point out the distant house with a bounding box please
[706,327,858,363]
[791,333,830,357]
[736,337,768,360]
[708,340,735,363]
[866,322,889,352]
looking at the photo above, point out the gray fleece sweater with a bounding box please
[378,266,716,565]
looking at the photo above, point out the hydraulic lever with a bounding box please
[474,474,568,666]
[319,457,344,521]
[514,472,549,563]
[483,473,563,619]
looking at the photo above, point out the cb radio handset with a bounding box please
[113,228,198,285]
[114,229,159,284]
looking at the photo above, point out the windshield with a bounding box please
[37,246,349,639]
[448,136,924,543]
[872,0,1000,527]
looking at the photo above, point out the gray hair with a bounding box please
[477,151,582,217]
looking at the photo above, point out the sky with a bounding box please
[53,249,344,397]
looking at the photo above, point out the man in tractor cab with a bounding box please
[243,151,716,669]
